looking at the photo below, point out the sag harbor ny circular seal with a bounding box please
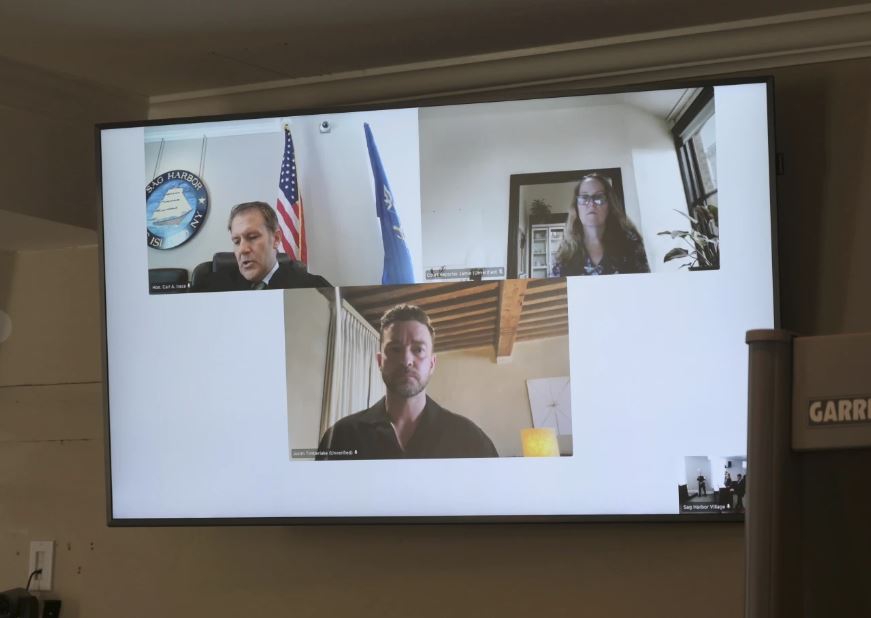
[146,170,209,249]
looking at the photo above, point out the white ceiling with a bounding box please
[0,0,865,96]
[617,90,690,121]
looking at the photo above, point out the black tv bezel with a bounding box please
[97,74,778,526]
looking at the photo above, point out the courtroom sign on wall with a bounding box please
[793,333,871,450]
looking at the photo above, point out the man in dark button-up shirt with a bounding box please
[316,304,498,460]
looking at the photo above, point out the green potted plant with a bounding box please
[529,198,552,218]
[658,202,719,270]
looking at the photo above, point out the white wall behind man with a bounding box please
[419,96,691,275]
[145,109,422,286]
[709,456,729,490]
[294,110,423,285]
[709,456,746,490]
[684,456,713,490]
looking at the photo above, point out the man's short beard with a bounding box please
[383,372,429,398]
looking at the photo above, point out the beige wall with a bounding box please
[0,57,146,230]
[428,336,570,457]
[770,58,871,335]
[0,247,101,387]
[4,46,871,618]
[0,250,14,310]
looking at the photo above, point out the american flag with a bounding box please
[276,124,306,262]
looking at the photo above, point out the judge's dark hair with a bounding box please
[227,201,279,234]
[379,304,435,343]
[555,173,643,266]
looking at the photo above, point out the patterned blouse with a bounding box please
[552,231,650,277]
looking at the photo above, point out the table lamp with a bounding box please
[521,427,560,457]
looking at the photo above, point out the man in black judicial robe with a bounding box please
[316,304,498,460]
[203,201,329,292]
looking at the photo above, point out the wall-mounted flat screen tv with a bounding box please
[98,77,775,523]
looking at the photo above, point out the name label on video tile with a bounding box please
[425,266,505,280]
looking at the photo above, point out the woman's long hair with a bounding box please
[555,173,642,267]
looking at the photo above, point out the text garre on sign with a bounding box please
[808,397,871,426]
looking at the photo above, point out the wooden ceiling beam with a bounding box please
[436,332,495,345]
[518,317,569,330]
[525,279,568,294]
[517,324,568,335]
[521,302,568,317]
[418,295,495,316]
[495,279,529,359]
[522,295,568,308]
[437,330,495,345]
[344,281,498,313]
[516,332,569,343]
[435,319,496,337]
[357,295,495,324]
[351,292,497,321]
[435,337,493,352]
[520,310,569,327]
[436,324,494,341]
[431,308,497,327]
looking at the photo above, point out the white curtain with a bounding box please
[320,290,385,439]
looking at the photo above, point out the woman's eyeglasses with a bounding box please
[576,193,608,207]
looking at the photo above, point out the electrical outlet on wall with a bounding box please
[28,540,54,591]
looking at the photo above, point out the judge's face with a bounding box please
[378,320,437,398]
[230,210,281,282]
[576,177,610,229]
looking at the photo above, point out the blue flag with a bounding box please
[364,123,416,285]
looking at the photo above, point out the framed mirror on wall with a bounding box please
[507,168,625,279]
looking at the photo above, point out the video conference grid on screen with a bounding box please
[100,80,773,521]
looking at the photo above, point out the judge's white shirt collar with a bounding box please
[261,258,280,286]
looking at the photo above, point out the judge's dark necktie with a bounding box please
[251,281,267,290]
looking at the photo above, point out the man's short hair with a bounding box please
[227,201,279,234]
[379,304,435,343]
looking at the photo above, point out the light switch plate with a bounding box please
[28,540,54,591]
